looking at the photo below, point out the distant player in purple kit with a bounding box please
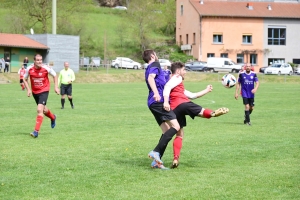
[162,65,171,81]
[235,63,259,125]
[143,49,180,169]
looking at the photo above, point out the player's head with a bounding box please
[245,63,252,73]
[33,54,43,68]
[21,65,24,69]
[64,62,69,70]
[142,49,158,63]
[171,62,186,78]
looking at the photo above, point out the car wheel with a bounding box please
[133,65,137,70]
[278,71,281,75]
[232,69,238,73]
[114,64,119,69]
[203,67,208,72]
[288,71,292,76]
[209,68,214,73]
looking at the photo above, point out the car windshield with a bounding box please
[271,64,281,68]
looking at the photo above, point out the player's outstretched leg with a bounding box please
[211,107,229,117]
[151,160,169,170]
[148,150,163,164]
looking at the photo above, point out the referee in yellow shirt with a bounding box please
[58,62,75,109]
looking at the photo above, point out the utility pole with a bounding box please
[52,0,57,34]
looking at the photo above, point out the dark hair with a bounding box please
[34,54,42,61]
[142,49,155,63]
[170,62,184,74]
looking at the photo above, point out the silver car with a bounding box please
[264,63,293,75]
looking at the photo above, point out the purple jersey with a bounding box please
[238,71,258,98]
[163,69,171,81]
[145,62,166,107]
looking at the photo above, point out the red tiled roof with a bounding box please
[0,33,48,49]
[190,0,300,19]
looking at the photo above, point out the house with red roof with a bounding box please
[0,33,79,73]
[176,0,300,71]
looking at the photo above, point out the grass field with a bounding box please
[0,78,299,199]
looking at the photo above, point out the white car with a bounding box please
[111,57,141,70]
[143,59,171,69]
[112,6,127,10]
[264,63,293,75]
[294,66,300,75]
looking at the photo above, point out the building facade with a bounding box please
[176,0,300,71]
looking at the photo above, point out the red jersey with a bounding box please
[18,68,26,79]
[24,64,57,94]
[169,76,190,110]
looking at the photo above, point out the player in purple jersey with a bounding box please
[143,49,180,169]
[235,63,260,125]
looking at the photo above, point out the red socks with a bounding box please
[203,109,213,119]
[34,115,44,132]
[173,136,183,160]
[44,110,55,120]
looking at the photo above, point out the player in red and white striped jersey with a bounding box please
[23,54,60,138]
[18,65,26,90]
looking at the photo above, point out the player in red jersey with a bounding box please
[18,65,26,90]
[162,62,229,168]
[23,54,60,138]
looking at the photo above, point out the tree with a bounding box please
[2,0,94,34]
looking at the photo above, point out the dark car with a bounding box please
[185,61,207,71]
[259,66,268,73]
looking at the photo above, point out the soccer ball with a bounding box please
[222,74,237,88]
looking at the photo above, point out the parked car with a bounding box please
[143,59,171,69]
[259,66,268,73]
[207,57,241,73]
[113,6,127,10]
[111,57,141,69]
[264,63,293,75]
[185,61,207,71]
[294,66,300,75]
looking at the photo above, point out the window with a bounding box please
[243,35,252,44]
[268,28,286,45]
[207,53,215,58]
[221,53,228,58]
[237,54,244,64]
[181,5,183,16]
[268,58,285,65]
[193,33,196,44]
[186,34,188,44]
[213,34,222,43]
[250,54,257,65]
[179,35,182,45]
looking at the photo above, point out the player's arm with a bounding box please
[71,70,75,82]
[163,75,182,111]
[184,85,213,99]
[235,80,241,100]
[148,73,160,102]
[252,74,259,94]
[58,71,61,86]
[23,69,31,97]
[49,68,60,95]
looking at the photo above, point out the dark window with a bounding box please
[193,33,196,44]
[237,54,244,64]
[207,53,215,58]
[268,28,286,45]
[213,34,222,43]
[186,34,188,44]
[268,58,285,65]
[250,54,257,65]
[181,5,183,16]
[221,53,228,58]
[243,35,252,44]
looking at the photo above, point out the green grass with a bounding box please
[0,80,300,199]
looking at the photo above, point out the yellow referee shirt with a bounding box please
[58,68,75,86]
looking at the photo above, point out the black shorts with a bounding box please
[173,102,203,128]
[242,98,255,107]
[149,102,177,126]
[33,91,49,105]
[20,79,24,83]
[60,84,72,95]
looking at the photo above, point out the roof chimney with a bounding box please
[200,0,204,4]
[267,4,272,10]
[247,2,253,10]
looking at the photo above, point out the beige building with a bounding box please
[176,0,300,71]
